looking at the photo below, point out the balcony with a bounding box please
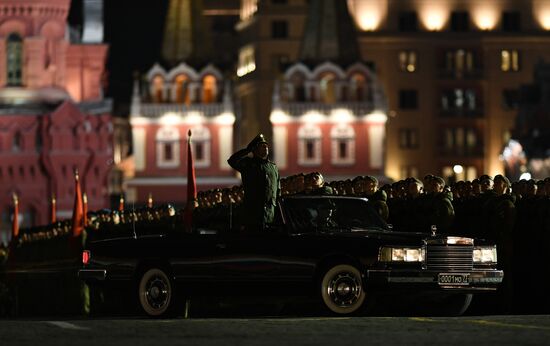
[139,103,227,118]
[279,102,377,117]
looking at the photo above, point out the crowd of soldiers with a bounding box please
[2,171,550,313]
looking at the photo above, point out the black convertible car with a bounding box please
[78,196,503,317]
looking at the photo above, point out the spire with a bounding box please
[300,0,360,65]
[130,72,141,117]
[162,0,212,66]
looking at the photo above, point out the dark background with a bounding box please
[69,0,170,116]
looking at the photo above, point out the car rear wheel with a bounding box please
[138,268,173,317]
[320,264,366,315]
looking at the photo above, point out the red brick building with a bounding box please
[0,0,112,243]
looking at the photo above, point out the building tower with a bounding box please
[268,0,387,179]
[126,0,237,205]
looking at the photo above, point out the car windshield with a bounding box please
[282,197,389,233]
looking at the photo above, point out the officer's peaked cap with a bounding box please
[249,133,268,148]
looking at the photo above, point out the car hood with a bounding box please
[320,228,429,245]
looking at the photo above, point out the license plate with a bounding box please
[438,273,470,286]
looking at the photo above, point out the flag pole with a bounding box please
[12,193,19,239]
[184,129,197,232]
[72,169,84,237]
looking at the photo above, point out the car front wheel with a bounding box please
[320,264,366,315]
[138,268,173,317]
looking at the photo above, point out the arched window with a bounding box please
[190,126,211,168]
[22,207,37,229]
[290,73,306,102]
[175,74,190,104]
[202,75,217,104]
[298,125,322,166]
[350,73,366,101]
[330,124,355,165]
[12,132,22,152]
[7,33,23,86]
[152,75,165,103]
[320,73,336,104]
[156,127,180,168]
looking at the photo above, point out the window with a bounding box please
[12,132,22,152]
[272,20,288,39]
[443,49,477,77]
[290,73,306,101]
[441,88,479,114]
[398,11,418,32]
[156,127,180,168]
[502,89,519,110]
[399,129,419,149]
[451,11,469,32]
[331,124,355,165]
[175,75,190,104]
[237,45,256,77]
[501,50,520,72]
[400,166,418,180]
[442,127,480,156]
[320,73,336,104]
[399,51,417,72]
[152,75,164,103]
[298,125,322,166]
[502,11,521,32]
[190,126,211,168]
[202,75,217,104]
[399,89,418,109]
[442,165,477,182]
[7,33,23,86]
[350,73,367,101]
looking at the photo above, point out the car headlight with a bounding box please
[379,247,425,262]
[473,246,497,263]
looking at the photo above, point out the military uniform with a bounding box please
[228,134,280,231]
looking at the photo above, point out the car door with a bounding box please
[211,227,287,284]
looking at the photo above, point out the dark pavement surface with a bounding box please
[1,315,550,346]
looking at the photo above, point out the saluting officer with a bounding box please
[228,134,280,231]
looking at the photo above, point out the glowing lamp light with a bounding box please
[520,172,532,180]
[473,10,498,30]
[213,112,235,125]
[358,15,380,31]
[159,112,181,126]
[539,10,550,30]
[301,111,325,124]
[184,111,205,125]
[423,10,446,31]
[329,109,354,123]
[364,111,388,124]
[270,109,292,124]
[453,165,464,174]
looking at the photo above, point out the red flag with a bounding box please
[12,193,19,238]
[118,195,124,212]
[83,193,88,227]
[50,194,57,223]
[147,193,153,208]
[72,170,84,237]
[184,129,197,231]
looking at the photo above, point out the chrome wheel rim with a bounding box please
[326,272,362,308]
[145,276,169,310]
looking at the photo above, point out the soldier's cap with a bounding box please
[479,174,493,182]
[248,133,268,149]
[433,175,445,186]
[494,174,511,187]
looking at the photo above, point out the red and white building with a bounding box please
[271,62,387,180]
[126,63,237,205]
[0,0,112,243]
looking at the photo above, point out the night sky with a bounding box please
[69,0,170,116]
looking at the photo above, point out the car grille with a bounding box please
[426,245,473,271]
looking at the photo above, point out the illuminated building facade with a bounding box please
[127,0,550,201]
[346,0,550,181]
[0,0,112,242]
[126,0,238,205]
